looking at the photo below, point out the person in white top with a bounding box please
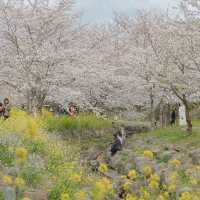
[179,104,187,126]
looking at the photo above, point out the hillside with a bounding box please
[0,109,200,200]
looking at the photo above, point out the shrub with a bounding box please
[21,166,43,188]
[0,145,14,166]
[43,113,112,134]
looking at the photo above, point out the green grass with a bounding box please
[43,113,112,134]
[139,125,200,146]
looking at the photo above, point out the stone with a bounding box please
[124,125,150,136]
[112,121,151,136]
[109,154,126,173]
[189,150,200,165]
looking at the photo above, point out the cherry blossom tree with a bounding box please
[0,0,79,112]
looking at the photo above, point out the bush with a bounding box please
[43,113,112,134]
[0,145,14,166]
[22,166,43,188]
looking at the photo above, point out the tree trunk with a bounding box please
[26,90,46,114]
[171,87,192,133]
[183,95,192,133]
[150,92,155,129]
[26,91,33,113]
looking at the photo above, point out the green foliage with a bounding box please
[157,152,172,164]
[48,178,67,200]
[0,145,14,166]
[142,126,189,143]
[145,126,200,146]
[43,113,112,134]
[0,192,3,200]
[23,138,47,154]
[22,166,43,188]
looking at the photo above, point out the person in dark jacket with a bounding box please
[0,103,5,118]
[170,109,176,126]
[110,130,124,156]
[3,98,11,119]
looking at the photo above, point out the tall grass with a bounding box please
[42,112,112,133]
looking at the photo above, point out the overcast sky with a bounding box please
[75,0,180,24]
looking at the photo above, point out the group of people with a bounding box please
[0,98,11,119]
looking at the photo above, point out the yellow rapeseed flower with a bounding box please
[98,163,108,173]
[128,170,137,180]
[60,193,70,200]
[169,159,181,169]
[14,177,25,188]
[178,192,193,200]
[69,174,81,183]
[156,195,165,200]
[27,118,40,138]
[162,184,167,191]
[125,193,138,200]
[163,192,169,198]
[143,166,152,177]
[140,189,150,199]
[185,168,193,176]
[143,150,154,160]
[15,147,28,161]
[196,165,200,172]
[123,182,131,191]
[2,175,12,186]
[193,196,199,200]
[190,177,198,186]
[92,177,114,200]
[101,177,113,192]
[149,180,159,191]
[169,172,178,183]
[149,173,160,182]
[74,191,86,200]
[168,184,176,192]
[121,175,128,179]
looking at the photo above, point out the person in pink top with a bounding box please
[67,103,76,117]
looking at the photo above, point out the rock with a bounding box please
[109,154,126,173]
[124,125,150,136]
[81,147,102,161]
[189,150,200,165]
[104,169,120,180]
[112,121,151,136]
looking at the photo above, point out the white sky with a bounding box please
[74,0,180,24]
